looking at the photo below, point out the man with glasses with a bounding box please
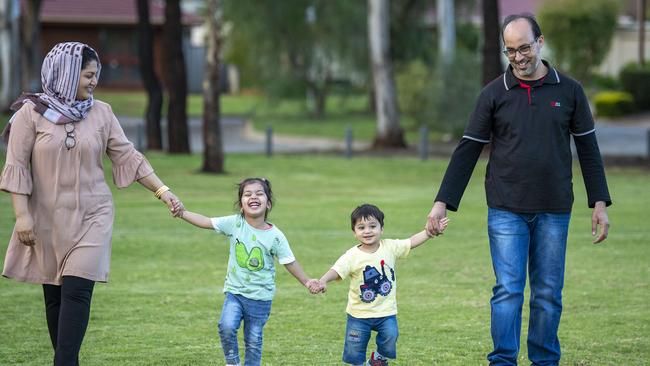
[425,13,611,366]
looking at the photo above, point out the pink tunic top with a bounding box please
[1,100,153,285]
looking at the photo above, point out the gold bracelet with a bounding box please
[154,185,170,199]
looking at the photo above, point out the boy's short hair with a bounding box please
[350,204,385,230]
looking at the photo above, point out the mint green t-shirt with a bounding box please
[211,215,295,301]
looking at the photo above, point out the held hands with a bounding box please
[426,201,448,237]
[306,279,326,294]
[160,191,184,218]
[430,217,450,237]
[15,214,37,246]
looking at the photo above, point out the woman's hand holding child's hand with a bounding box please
[160,191,184,217]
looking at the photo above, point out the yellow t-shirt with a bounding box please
[331,239,411,318]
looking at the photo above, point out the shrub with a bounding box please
[594,91,635,117]
[619,62,650,111]
[591,74,621,91]
[538,0,620,83]
[396,60,435,130]
[395,51,481,138]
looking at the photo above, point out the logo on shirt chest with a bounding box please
[359,260,395,303]
[550,101,561,107]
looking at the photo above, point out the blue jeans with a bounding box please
[342,314,398,365]
[218,292,272,366]
[487,208,570,366]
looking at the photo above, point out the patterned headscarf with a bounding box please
[2,42,101,140]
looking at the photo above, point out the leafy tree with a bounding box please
[639,0,646,65]
[222,0,367,118]
[538,0,620,82]
[20,0,41,92]
[482,0,502,85]
[369,0,405,148]
[136,0,163,150]
[202,0,225,173]
[163,0,189,153]
[0,0,21,111]
[389,0,436,66]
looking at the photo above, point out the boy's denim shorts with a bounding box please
[342,314,398,364]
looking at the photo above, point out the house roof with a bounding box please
[34,0,202,26]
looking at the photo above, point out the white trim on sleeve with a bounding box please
[463,135,491,143]
[570,128,595,137]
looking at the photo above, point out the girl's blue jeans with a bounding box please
[487,207,570,366]
[342,314,398,364]
[218,292,272,366]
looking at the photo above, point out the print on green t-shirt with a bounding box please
[235,239,265,271]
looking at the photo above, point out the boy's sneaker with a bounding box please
[366,352,388,366]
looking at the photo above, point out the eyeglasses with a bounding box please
[64,122,76,150]
[502,38,538,58]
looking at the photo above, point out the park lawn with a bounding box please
[0,154,648,365]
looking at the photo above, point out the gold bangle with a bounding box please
[154,185,170,199]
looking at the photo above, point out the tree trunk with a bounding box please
[201,0,225,173]
[367,80,376,114]
[20,0,41,92]
[368,0,405,148]
[163,0,189,153]
[0,0,21,111]
[639,0,646,65]
[314,86,327,119]
[438,0,455,67]
[482,0,502,85]
[307,82,328,119]
[136,0,163,150]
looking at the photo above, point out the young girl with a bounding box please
[177,177,317,366]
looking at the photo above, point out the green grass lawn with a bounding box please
[1,112,10,132]
[0,154,648,365]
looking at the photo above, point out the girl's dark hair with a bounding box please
[236,178,273,219]
[350,204,385,230]
[501,13,542,40]
[81,46,99,69]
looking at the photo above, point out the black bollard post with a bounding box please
[136,123,145,151]
[419,125,429,161]
[345,125,353,159]
[266,125,273,157]
[647,128,650,159]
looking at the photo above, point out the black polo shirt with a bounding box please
[435,60,611,213]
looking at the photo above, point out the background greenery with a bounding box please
[538,0,620,84]
[0,154,648,365]
[93,91,444,144]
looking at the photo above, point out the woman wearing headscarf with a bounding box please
[0,42,182,365]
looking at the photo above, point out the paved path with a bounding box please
[118,115,370,154]
[592,113,650,158]
[593,121,649,157]
[1,114,648,158]
[118,115,649,158]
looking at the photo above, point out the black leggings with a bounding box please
[43,276,95,366]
